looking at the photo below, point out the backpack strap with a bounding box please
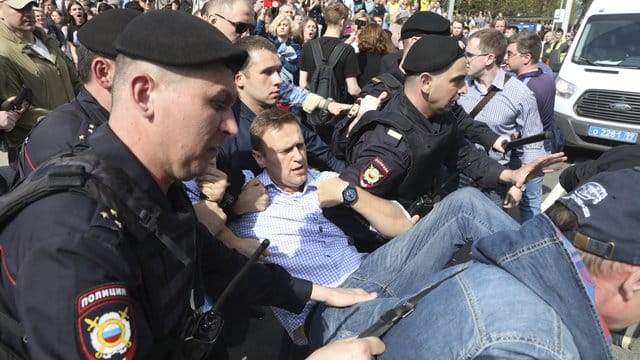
[327,41,349,68]
[310,39,326,67]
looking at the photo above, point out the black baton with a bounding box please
[501,131,552,152]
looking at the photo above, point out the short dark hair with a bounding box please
[124,1,144,11]
[235,35,276,71]
[76,45,98,83]
[250,108,300,153]
[509,31,542,63]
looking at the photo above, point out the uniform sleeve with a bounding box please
[13,220,152,358]
[198,225,312,314]
[340,123,411,198]
[454,134,504,190]
[452,104,499,152]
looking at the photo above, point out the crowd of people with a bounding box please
[0,0,639,359]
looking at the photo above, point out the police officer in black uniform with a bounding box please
[15,9,140,181]
[0,10,380,359]
[338,35,566,211]
[353,11,507,156]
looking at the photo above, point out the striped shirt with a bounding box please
[458,69,548,165]
[228,169,366,344]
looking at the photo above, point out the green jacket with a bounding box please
[0,23,80,147]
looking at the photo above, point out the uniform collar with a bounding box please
[83,124,175,211]
[76,87,110,126]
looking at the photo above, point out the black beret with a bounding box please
[403,35,464,75]
[78,9,140,58]
[114,10,248,72]
[400,11,451,39]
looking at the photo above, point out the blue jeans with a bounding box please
[457,160,544,223]
[519,175,543,223]
[308,187,520,351]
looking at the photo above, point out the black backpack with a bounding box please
[306,39,349,127]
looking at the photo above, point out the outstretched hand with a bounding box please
[511,152,567,188]
[310,284,377,308]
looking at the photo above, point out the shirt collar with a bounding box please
[467,69,509,94]
[256,168,320,194]
[517,67,543,80]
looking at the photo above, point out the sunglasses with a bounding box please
[215,13,255,34]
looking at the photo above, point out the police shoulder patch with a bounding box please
[77,284,136,360]
[360,157,391,188]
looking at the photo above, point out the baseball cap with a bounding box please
[558,167,640,265]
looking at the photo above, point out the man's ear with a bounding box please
[92,57,114,90]
[235,71,245,89]
[252,149,266,168]
[130,73,154,118]
[485,53,496,67]
[418,72,433,94]
[621,267,640,302]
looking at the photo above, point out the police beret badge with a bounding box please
[76,284,136,360]
[360,157,390,188]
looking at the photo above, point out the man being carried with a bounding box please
[225,107,522,347]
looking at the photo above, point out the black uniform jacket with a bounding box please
[0,125,311,358]
[17,86,109,180]
[340,93,505,203]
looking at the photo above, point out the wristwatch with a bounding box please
[342,183,359,207]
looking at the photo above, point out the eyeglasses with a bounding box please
[464,51,489,59]
[215,13,255,35]
[505,50,521,58]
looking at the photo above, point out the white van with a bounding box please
[554,0,640,151]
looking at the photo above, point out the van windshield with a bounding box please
[573,13,640,68]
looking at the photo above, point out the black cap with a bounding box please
[78,9,140,58]
[114,10,248,72]
[400,11,451,40]
[403,35,464,75]
[557,167,640,265]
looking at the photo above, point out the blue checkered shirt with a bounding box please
[227,169,366,344]
[458,69,548,165]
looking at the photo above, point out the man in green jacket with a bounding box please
[0,0,79,166]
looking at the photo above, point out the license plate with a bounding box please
[588,126,638,143]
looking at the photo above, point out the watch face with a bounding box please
[344,187,358,203]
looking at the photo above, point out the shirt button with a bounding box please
[319,226,323,233]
